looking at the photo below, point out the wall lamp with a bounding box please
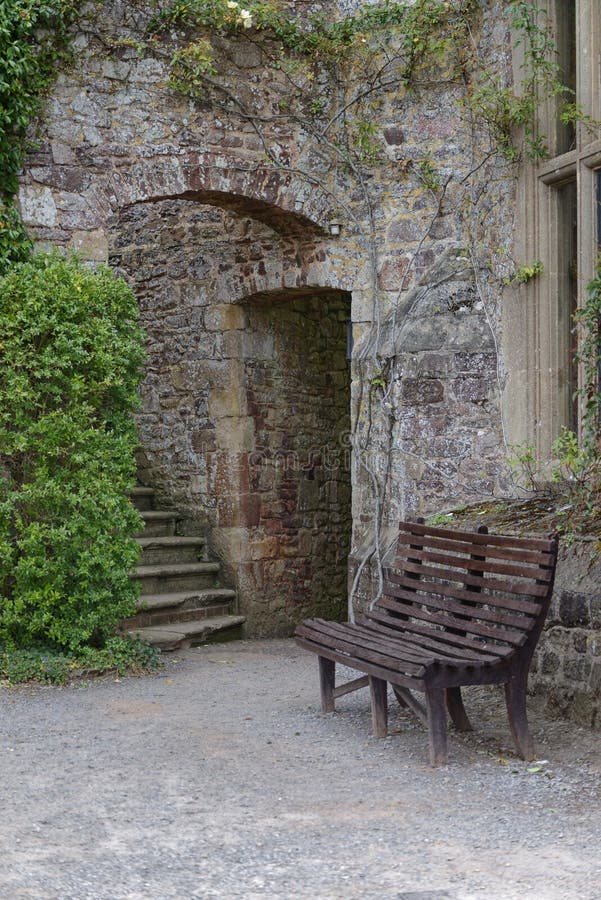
[328,219,342,236]
[346,318,354,360]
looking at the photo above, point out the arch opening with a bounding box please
[109,195,352,635]
[223,287,353,635]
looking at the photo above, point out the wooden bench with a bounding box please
[295,520,559,766]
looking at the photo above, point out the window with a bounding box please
[505,1,601,457]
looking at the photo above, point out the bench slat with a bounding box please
[381,582,533,630]
[398,522,555,552]
[377,596,527,646]
[393,547,553,582]
[349,621,488,670]
[396,531,554,565]
[295,637,425,690]
[362,618,503,663]
[386,563,549,601]
[315,619,438,667]
[385,572,542,621]
[296,621,426,676]
[366,609,515,657]
[337,622,446,665]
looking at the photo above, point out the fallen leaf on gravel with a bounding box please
[527,766,543,773]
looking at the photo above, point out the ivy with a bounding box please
[575,267,601,451]
[550,268,601,536]
[146,0,581,163]
[0,0,81,274]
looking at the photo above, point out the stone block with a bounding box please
[69,228,108,262]
[377,256,410,290]
[214,416,256,452]
[401,378,444,405]
[204,304,248,332]
[541,650,561,675]
[398,319,447,352]
[250,536,280,560]
[383,126,405,145]
[559,591,591,627]
[18,185,57,226]
[563,657,591,683]
[452,375,492,403]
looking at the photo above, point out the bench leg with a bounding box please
[369,676,388,737]
[446,687,473,732]
[426,686,448,766]
[318,656,336,713]
[505,674,535,761]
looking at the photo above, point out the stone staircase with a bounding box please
[123,485,245,650]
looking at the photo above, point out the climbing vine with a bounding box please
[3,0,597,623]
[145,0,582,163]
[135,0,592,608]
[0,0,81,273]
[550,268,601,534]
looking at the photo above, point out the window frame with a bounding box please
[504,0,601,459]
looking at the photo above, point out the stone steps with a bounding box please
[130,486,155,511]
[127,616,246,652]
[131,561,221,594]
[128,588,237,628]
[137,536,208,566]
[138,510,179,537]
[122,483,243,649]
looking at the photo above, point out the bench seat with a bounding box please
[295,520,558,766]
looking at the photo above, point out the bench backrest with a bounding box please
[372,520,559,657]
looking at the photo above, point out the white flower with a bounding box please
[239,8,251,18]
[226,1,238,8]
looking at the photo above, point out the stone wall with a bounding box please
[109,196,351,633]
[237,293,352,633]
[531,542,601,729]
[13,1,601,723]
[18,0,525,635]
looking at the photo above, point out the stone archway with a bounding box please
[108,192,354,636]
[212,287,353,636]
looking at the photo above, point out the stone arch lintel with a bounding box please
[112,153,333,236]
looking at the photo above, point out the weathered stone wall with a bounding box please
[109,197,351,633]
[238,293,352,633]
[15,1,601,722]
[531,543,601,729]
[18,0,523,635]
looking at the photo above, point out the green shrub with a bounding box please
[0,252,146,651]
[0,637,161,685]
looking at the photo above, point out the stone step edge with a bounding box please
[136,588,236,611]
[131,486,155,496]
[136,536,206,548]
[127,615,246,650]
[131,562,220,580]
[139,510,180,520]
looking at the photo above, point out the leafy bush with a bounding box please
[0,637,161,685]
[0,252,146,651]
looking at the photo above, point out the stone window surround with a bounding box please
[504,0,601,459]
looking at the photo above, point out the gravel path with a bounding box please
[1,639,600,900]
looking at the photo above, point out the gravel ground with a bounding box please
[1,638,600,900]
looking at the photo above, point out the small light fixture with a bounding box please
[294,198,304,212]
[328,219,342,236]
[345,318,354,360]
